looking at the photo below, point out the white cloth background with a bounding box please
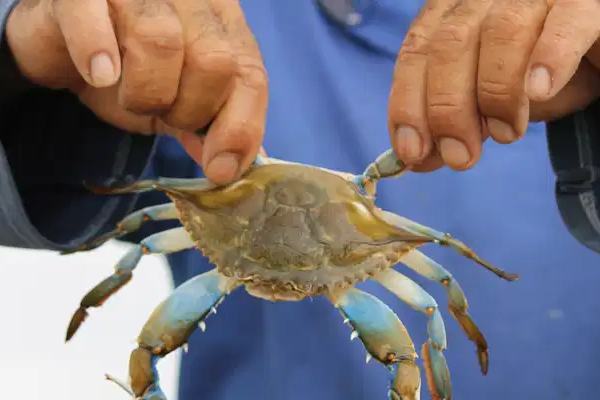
[0,242,179,399]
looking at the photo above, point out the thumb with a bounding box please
[52,0,121,88]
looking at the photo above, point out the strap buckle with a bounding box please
[556,165,600,194]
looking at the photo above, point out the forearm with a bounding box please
[0,1,156,250]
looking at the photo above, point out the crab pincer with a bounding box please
[329,288,422,400]
[125,269,237,399]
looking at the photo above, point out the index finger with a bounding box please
[198,0,268,185]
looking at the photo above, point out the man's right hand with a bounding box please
[6,0,268,184]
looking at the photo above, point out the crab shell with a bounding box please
[166,161,428,301]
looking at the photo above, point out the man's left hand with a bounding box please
[388,0,600,171]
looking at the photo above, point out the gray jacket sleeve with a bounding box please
[0,0,156,251]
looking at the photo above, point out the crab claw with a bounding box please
[128,269,238,399]
[389,360,423,400]
[129,348,167,400]
[330,288,421,400]
[422,341,452,400]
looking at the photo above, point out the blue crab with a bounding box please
[64,149,518,400]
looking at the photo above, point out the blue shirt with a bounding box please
[93,1,600,399]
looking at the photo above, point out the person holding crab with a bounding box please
[1,0,599,399]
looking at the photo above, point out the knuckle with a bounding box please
[108,0,129,10]
[238,59,269,91]
[122,93,173,113]
[398,27,431,61]
[478,79,514,102]
[130,19,184,53]
[221,120,262,150]
[427,94,466,129]
[187,48,237,77]
[430,21,475,58]
[121,82,176,112]
[482,10,529,44]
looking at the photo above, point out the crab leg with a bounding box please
[356,149,407,196]
[61,203,179,254]
[65,227,195,341]
[89,177,217,194]
[374,269,451,400]
[328,288,421,400]
[401,250,489,375]
[128,269,239,400]
[381,210,518,281]
[363,149,407,181]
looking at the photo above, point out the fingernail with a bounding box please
[487,118,517,143]
[90,52,116,87]
[395,126,422,161]
[527,65,551,99]
[205,152,241,184]
[439,137,470,169]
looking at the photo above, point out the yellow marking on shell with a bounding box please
[187,179,262,210]
[344,201,421,242]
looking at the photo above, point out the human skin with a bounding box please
[388,0,600,172]
[5,0,268,185]
[5,0,600,179]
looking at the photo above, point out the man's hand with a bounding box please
[6,0,268,184]
[389,0,600,171]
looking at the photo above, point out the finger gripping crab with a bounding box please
[64,149,517,400]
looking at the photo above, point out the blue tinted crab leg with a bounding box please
[129,269,239,400]
[65,227,195,341]
[364,149,407,180]
[374,269,451,400]
[61,203,179,254]
[381,210,519,281]
[327,288,421,400]
[89,177,217,194]
[402,250,489,374]
[355,149,407,196]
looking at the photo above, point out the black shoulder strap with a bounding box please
[546,100,600,253]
